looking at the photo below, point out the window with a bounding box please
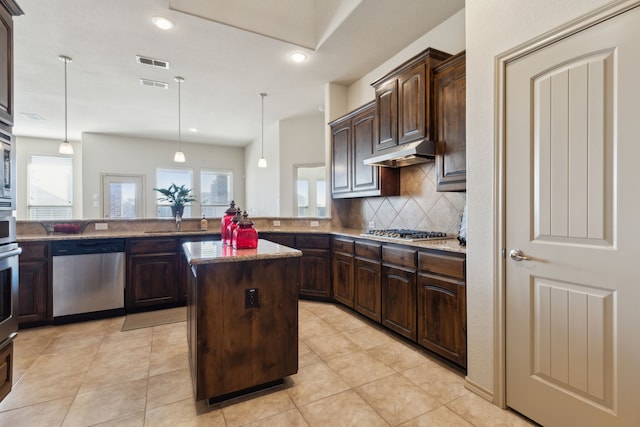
[156,168,193,218]
[200,169,233,217]
[297,180,309,217]
[294,165,327,217]
[27,155,73,220]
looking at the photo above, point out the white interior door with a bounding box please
[505,4,640,426]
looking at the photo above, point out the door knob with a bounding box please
[509,249,532,261]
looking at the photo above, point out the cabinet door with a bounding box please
[299,248,331,299]
[18,259,49,325]
[0,5,14,126]
[331,119,351,196]
[354,258,381,322]
[352,105,379,194]
[126,253,178,309]
[398,61,426,144]
[0,341,12,403]
[374,78,398,151]
[417,273,466,367]
[332,252,354,307]
[381,265,416,340]
[435,53,466,191]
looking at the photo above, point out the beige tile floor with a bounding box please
[0,301,536,426]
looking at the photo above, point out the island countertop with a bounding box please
[183,239,302,265]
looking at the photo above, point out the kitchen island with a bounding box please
[182,239,302,403]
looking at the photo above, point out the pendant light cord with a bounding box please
[261,93,264,157]
[64,58,68,142]
[178,78,182,151]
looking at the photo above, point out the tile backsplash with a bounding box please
[331,162,466,234]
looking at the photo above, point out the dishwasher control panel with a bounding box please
[52,239,125,256]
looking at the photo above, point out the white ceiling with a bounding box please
[12,0,464,148]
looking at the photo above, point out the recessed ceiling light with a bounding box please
[152,16,174,30]
[289,52,308,63]
[188,128,198,133]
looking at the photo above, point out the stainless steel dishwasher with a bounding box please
[52,239,125,318]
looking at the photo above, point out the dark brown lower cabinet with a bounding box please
[417,274,466,367]
[417,250,466,368]
[332,237,355,307]
[299,248,331,298]
[381,245,418,340]
[354,257,381,322]
[126,238,179,311]
[381,265,417,340]
[353,240,382,322]
[18,241,50,326]
[262,233,331,299]
[0,341,12,403]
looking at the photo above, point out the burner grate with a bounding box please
[362,229,451,241]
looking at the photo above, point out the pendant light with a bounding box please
[257,92,267,168]
[58,55,73,155]
[174,76,186,163]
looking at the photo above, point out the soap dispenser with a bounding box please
[200,215,208,231]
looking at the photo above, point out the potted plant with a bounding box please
[153,183,196,218]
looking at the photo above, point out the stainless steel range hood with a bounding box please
[363,139,435,168]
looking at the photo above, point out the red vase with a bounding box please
[233,211,258,249]
[220,201,238,245]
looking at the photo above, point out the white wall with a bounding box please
[15,137,83,219]
[346,9,466,111]
[16,133,246,220]
[279,114,325,217]
[244,122,280,216]
[465,0,615,398]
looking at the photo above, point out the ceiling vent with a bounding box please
[139,78,168,89]
[136,55,169,69]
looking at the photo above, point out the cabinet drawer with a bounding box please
[19,242,49,260]
[418,251,465,279]
[355,240,381,260]
[127,238,178,254]
[332,237,354,254]
[382,246,417,269]
[297,235,330,249]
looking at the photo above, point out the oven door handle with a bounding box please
[0,245,21,260]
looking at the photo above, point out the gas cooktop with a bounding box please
[360,229,453,242]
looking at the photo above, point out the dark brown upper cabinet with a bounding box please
[330,101,399,199]
[0,0,22,127]
[371,48,451,151]
[434,51,466,191]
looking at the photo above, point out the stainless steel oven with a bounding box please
[0,242,20,344]
[0,131,15,211]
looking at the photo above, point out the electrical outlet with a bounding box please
[245,288,259,308]
[368,221,375,229]
[310,220,319,227]
[273,220,281,227]
[95,223,108,230]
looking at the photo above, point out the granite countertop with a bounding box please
[183,239,302,265]
[16,224,465,254]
